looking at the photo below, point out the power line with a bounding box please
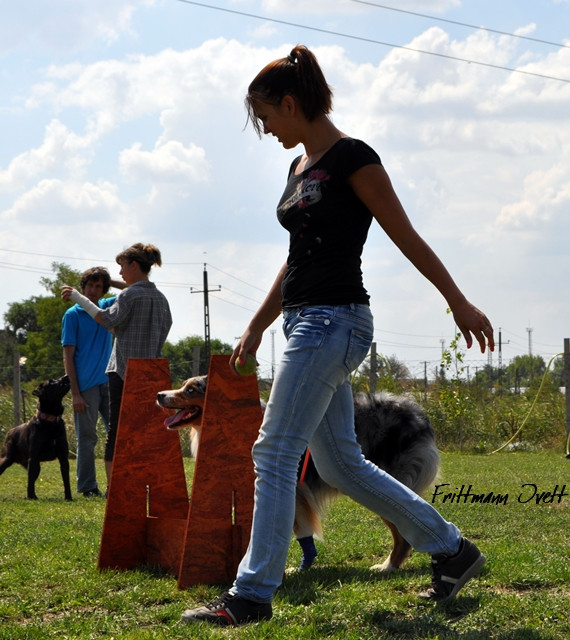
[0,247,114,264]
[350,0,570,50]
[0,249,269,295]
[0,261,50,275]
[219,284,264,305]
[176,0,570,84]
[0,252,264,314]
[209,293,257,314]
[375,326,452,340]
[208,263,268,294]
[0,250,563,356]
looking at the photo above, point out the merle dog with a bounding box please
[0,374,72,500]
[157,375,440,572]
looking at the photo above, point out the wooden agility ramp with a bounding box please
[98,355,263,588]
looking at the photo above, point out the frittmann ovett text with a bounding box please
[430,483,568,506]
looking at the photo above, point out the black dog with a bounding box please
[0,374,72,500]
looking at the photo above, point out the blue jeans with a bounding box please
[74,382,110,493]
[233,304,461,603]
[105,372,124,462]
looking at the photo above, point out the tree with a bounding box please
[2,263,82,382]
[472,363,497,389]
[39,262,82,296]
[0,330,16,386]
[352,352,410,393]
[24,296,70,379]
[550,355,565,389]
[2,263,235,385]
[3,298,41,344]
[162,335,234,383]
[2,299,44,384]
[506,354,546,391]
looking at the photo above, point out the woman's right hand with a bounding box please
[230,327,263,374]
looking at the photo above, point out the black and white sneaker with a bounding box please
[419,538,486,601]
[180,591,273,626]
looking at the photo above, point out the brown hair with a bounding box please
[115,243,162,274]
[245,44,333,137]
[80,267,111,294]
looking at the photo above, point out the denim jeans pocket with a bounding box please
[297,306,334,321]
[283,306,334,337]
[344,328,373,373]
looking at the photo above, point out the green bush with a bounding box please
[420,386,566,453]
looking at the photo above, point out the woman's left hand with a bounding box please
[451,299,494,353]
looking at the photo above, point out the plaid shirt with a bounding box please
[99,281,172,379]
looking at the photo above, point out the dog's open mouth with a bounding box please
[163,406,202,430]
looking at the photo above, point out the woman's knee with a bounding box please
[252,434,304,480]
[311,448,369,492]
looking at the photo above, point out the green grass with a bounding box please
[0,452,568,639]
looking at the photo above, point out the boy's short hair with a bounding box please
[80,267,111,295]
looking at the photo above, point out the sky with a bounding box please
[1,0,569,382]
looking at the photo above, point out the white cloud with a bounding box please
[2,178,125,225]
[497,155,570,230]
[119,140,210,184]
[0,120,92,192]
[0,1,159,55]
[1,2,569,370]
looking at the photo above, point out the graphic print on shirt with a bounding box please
[278,169,331,257]
[278,169,330,212]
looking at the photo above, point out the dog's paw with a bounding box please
[370,557,397,573]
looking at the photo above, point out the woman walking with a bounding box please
[181,45,494,626]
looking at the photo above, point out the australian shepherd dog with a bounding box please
[157,375,439,573]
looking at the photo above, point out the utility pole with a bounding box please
[498,328,502,371]
[498,328,503,392]
[13,344,21,426]
[190,263,221,374]
[498,328,510,392]
[369,342,378,392]
[526,327,533,356]
[527,326,534,381]
[563,338,570,459]
[270,329,276,381]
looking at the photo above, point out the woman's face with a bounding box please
[118,259,139,285]
[254,98,299,149]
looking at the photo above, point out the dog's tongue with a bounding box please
[164,409,194,429]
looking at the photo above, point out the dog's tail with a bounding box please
[294,451,338,540]
[389,440,440,495]
[294,482,329,540]
[189,428,200,458]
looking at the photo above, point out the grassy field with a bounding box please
[0,451,568,639]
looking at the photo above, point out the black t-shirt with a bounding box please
[277,137,382,308]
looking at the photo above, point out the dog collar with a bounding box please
[36,410,59,422]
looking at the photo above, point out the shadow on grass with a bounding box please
[366,607,548,640]
[279,563,425,605]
